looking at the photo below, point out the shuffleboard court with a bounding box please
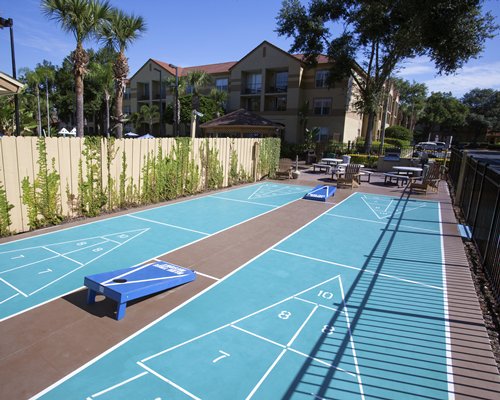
[35,192,453,399]
[0,183,311,321]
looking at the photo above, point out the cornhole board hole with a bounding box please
[84,261,196,320]
[303,185,336,202]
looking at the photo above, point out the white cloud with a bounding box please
[396,57,435,77]
[423,61,500,97]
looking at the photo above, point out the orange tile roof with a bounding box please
[151,59,236,76]
[292,54,331,64]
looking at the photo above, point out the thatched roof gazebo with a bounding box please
[200,108,284,138]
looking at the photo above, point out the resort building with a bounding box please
[124,41,399,144]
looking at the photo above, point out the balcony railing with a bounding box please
[243,84,262,94]
[268,85,288,93]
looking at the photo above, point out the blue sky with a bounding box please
[1,0,499,98]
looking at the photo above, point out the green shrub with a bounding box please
[385,125,413,141]
[347,154,378,168]
[0,183,14,236]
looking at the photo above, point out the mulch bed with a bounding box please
[450,189,500,372]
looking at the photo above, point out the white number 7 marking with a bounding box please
[212,350,230,363]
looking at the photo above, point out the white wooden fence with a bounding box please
[0,137,262,234]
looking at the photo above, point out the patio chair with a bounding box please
[275,158,293,179]
[408,162,441,194]
[337,164,361,188]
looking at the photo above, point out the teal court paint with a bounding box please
[36,192,452,399]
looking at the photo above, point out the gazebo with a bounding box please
[0,71,23,96]
[200,109,284,138]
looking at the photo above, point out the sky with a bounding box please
[1,0,500,99]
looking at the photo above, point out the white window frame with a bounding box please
[313,98,332,115]
[315,70,330,88]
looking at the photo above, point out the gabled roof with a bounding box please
[200,108,283,130]
[229,40,302,71]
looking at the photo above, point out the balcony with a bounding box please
[243,84,262,95]
[267,85,288,94]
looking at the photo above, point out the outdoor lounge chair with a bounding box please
[337,164,361,188]
[275,158,293,179]
[408,162,441,194]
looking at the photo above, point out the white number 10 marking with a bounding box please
[317,290,333,300]
[212,350,230,363]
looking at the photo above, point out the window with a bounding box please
[245,73,262,94]
[215,78,229,92]
[245,97,260,112]
[185,84,194,94]
[315,70,330,88]
[274,71,288,92]
[266,96,287,111]
[314,127,331,142]
[314,98,332,115]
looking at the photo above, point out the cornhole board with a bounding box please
[303,185,336,202]
[84,261,196,320]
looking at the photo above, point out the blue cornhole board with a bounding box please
[303,185,336,202]
[84,261,196,320]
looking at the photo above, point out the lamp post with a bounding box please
[153,67,163,136]
[0,17,20,136]
[169,63,179,136]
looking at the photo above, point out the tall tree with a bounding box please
[130,104,159,134]
[42,0,111,138]
[393,78,427,132]
[184,70,212,112]
[276,0,498,152]
[20,68,44,137]
[462,88,500,143]
[99,8,146,138]
[418,92,468,140]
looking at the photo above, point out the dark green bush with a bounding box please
[385,125,413,141]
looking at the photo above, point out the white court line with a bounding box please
[90,371,148,398]
[293,296,344,314]
[0,277,28,297]
[246,348,287,400]
[338,276,365,399]
[42,246,84,266]
[194,271,220,281]
[383,199,393,213]
[137,362,201,400]
[287,305,318,347]
[287,348,356,377]
[208,195,278,208]
[31,192,349,399]
[231,325,286,349]
[0,255,60,275]
[273,248,444,291]
[125,214,210,236]
[439,203,455,400]
[28,231,148,297]
[325,213,440,234]
[360,195,427,221]
[0,293,19,304]
[10,188,304,325]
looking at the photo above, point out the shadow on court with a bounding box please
[283,190,453,399]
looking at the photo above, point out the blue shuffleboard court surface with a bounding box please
[303,184,336,202]
[85,261,196,320]
[36,192,454,399]
[0,183,311,321]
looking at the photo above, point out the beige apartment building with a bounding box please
[124,41,398,144]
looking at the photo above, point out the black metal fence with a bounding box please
[449,149,500,301]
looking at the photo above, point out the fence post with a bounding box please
[252,141,260,182]
[471,163,487,234]
[454,150,469,205]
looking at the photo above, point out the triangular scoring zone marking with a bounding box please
[135,275,364,399]
[248,184,306,200]
[0,228,149,299]
[361,195,426,220]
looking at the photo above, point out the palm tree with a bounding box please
[131,104,159,134]
[184,70,212,112]
[209,88,227,117]
[86,56,114,137]
[100,8,146,139]
[42,0,111,138]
